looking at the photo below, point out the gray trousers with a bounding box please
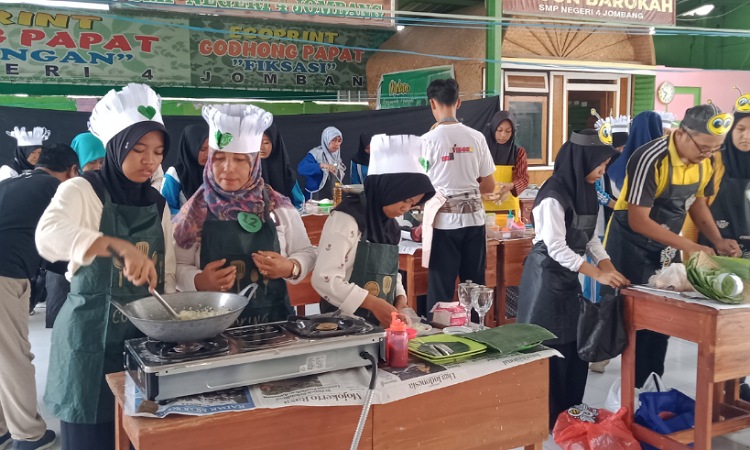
[0,276,47,441]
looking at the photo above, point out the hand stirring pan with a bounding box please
[107,246,181,320]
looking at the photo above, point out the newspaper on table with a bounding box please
[398,238,421,255]
[124,347,560,418]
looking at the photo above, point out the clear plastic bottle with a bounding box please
[386,312,409,368]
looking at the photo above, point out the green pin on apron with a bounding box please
[238,211,262,233]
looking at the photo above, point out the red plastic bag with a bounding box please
[553,405,640,450]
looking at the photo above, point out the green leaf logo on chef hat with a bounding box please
[137,105,157,120]
[215,131,233,149]
[419,157,431,172]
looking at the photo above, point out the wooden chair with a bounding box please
[287,273,320,316]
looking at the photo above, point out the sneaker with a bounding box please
[589,360,610,373]
[12,430,55,450]
[0,432,11,450]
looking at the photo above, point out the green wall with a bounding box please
[654,4,750,70]
[0,95,369,115]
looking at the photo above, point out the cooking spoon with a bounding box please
[107,246,181,320]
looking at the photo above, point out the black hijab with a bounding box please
[351,132,373,166]
[174,123,209,199]
[484,111,518,166]
[723,112,750,179]
[83,122,170,216]
[260,123,297,200]
[10,145,39,173]
[536,129,616,216]
[335,172,435,245]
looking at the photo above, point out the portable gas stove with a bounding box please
[124,314,384,402]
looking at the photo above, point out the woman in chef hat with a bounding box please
[36,83,176,450]
[2,125,50,180]
[313,134,435,327]
[173,105,316,326]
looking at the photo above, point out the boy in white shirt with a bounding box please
[420,78,495,317]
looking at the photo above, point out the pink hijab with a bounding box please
[173,149,292,248]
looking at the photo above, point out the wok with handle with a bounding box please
[111,284,258,343]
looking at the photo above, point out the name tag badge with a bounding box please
[238,212,262,233]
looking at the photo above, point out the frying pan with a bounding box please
[112,284,257,343]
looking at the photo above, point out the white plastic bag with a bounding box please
[605,372,668,412]
[648,263,693,291]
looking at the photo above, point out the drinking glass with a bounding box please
[457,280,477,326]
[471,287,494,330]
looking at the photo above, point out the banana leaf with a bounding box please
[685,252,747,304]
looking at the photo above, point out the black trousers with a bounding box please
[45,271,70,328]
[426,225,486,317]
[548,341,589,430]
[635,330,670,389]
[61,421,115,450]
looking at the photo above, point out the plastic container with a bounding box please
[485,213,496,228]
[495,214,507,228]
[386,312,409,368]
[318,201,334,214]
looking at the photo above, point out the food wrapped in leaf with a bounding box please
[685,252,748,304]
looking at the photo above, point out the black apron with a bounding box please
[45,192,164,424]
[605,158,702,285]
[320,236,399,326]
[310,172,335,201]
[199,190,292,326]
[517,209,597,346]
[698,173,750,258]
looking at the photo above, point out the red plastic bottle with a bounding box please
[387,312,409,368]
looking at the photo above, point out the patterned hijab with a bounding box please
[173,148,292,248]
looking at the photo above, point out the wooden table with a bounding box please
[493,238,533,327]
[620,288,750,449]
[107,358,549,449]
[398,241,498,313]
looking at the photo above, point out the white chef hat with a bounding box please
[611,115,631,134]
[202,104,273,154]
[89,83,164,146]
[656,111,676,131]
[6,126,50,147]
[368,134,426,176]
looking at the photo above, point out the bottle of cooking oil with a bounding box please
[333,182,343,206]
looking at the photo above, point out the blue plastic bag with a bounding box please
[634,389,695,450]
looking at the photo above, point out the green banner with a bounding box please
[377,66,455,110]
[190,17,391,91]
[0,7,392,91]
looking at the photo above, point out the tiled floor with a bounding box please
[23,304,750,449]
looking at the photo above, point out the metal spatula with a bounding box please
[108,246,180,320]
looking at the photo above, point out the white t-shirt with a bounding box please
[421,123,495,230]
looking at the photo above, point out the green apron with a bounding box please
[321,236,399,326]
[200,190,292,326]
[45,192,165,424]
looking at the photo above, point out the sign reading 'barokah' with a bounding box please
[503,0,676,26]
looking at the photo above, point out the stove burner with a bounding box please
[285,315,372,338]
[145,336,229,361]
[227,324,296,351]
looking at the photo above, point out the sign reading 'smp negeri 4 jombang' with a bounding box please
[503,0,676,26]
[0,6,393,91]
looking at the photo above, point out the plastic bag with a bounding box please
[635,389,695,450]
[577,290,626,362]
[553,405,640,450]
[605,372,667,412]
[648,263,693,291]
